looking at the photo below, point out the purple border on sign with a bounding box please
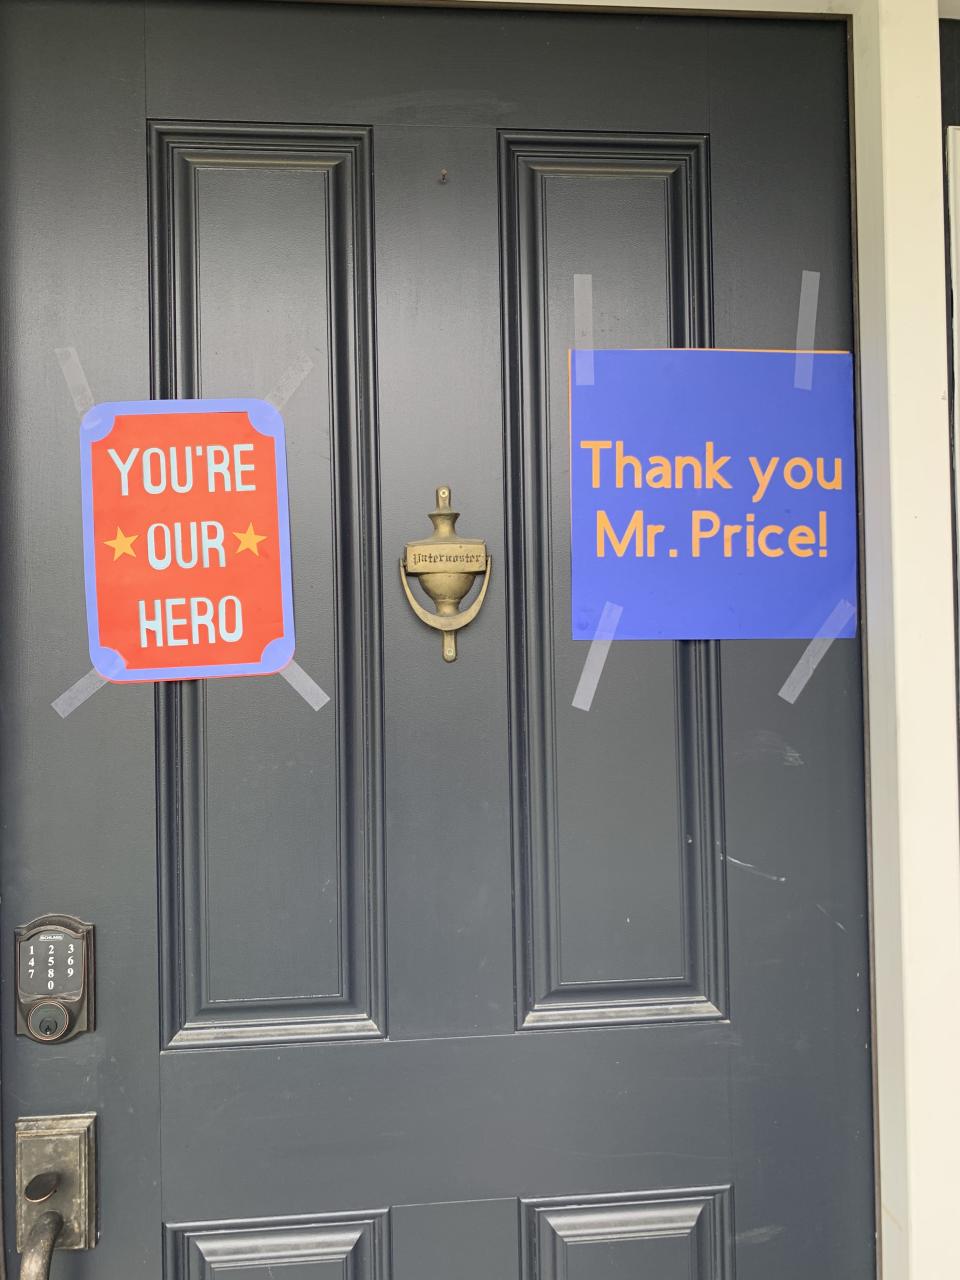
[79,397,296,683]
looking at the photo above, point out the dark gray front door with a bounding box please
[0,5,874,1277]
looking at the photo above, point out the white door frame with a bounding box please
[413,0,956,1275]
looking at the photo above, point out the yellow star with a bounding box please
[104,527,138,560]
[233,522,267,556]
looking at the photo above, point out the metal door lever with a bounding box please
[19,1213,63,1280]
[19,1175,63,1280]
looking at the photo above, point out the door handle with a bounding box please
[15,1115,96,1273]
[19,1175,63,1280]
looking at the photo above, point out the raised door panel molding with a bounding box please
[523,1188,733,1280]
[500,133,727,1029]
[149,123,384,1048]
[165,1213,389,1278]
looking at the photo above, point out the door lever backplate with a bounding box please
[15,1114,97,1251]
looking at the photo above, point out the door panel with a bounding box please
[523,1191,733,1280]
[166,1212,389,1278]
[0,4,873,1278]
[150,122,384,1047]
[501,132,725,1027]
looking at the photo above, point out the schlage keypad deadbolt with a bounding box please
[15,916,94,1043]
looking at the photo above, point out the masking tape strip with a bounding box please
[280,660,331,711]
[265,354,315,411]
[572,601,623,711]
[55,346,95,416]
[778,598,855,704]
[51,668,108,719]
[268,357,326,709]
[793,270,821,390]
[51,349,109,717]
[573,274,595,387]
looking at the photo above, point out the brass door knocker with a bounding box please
[400,486,491,662]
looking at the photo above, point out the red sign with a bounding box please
[80,399,295,682]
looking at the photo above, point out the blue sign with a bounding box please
[570,349,857,640]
